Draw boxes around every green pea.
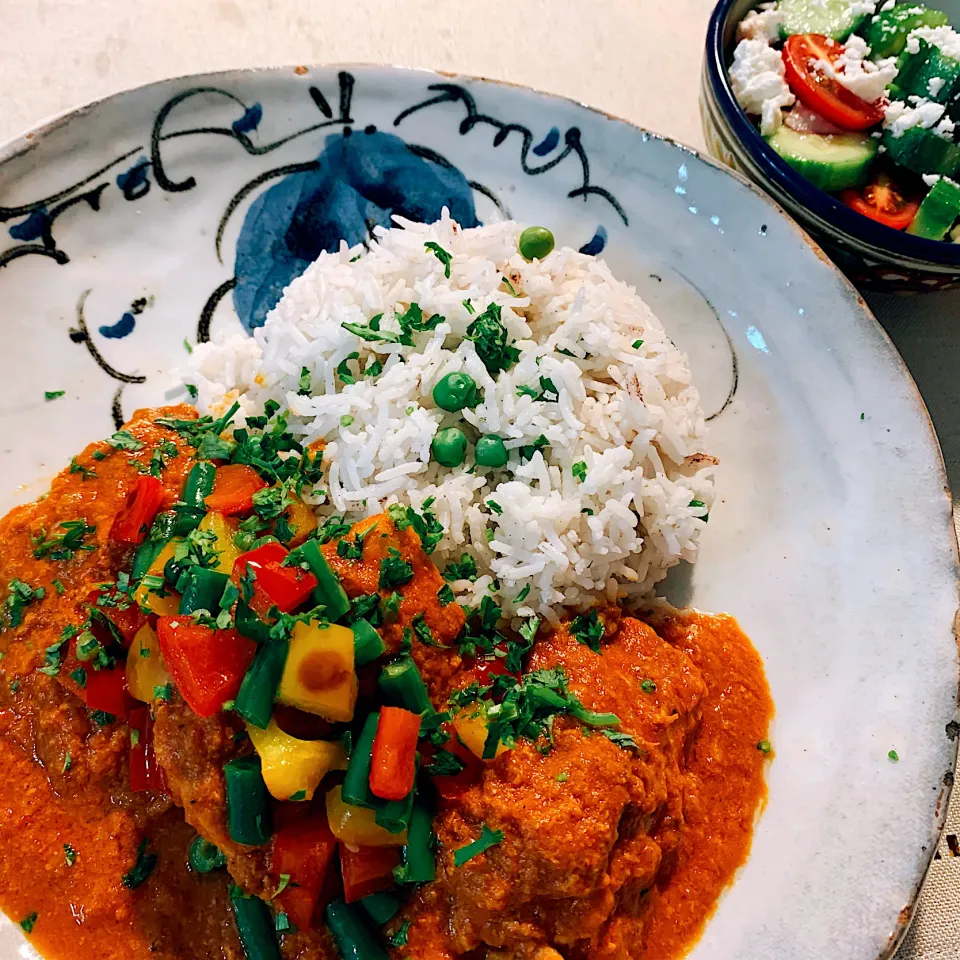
[433,372,478,412]
[518,226,555,261]
[432,427,468,468]
[475,434,508,468]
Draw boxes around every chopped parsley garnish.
[337,532,367,560]
[424,241,453,278]
[138,440,179,478]
[386,502,444,555]
[555,771,570,783]
[174,527,221,570]
[62,753,72,773]
[252,484,292,522]
[69,457,97,480]
[602,729,641,751]
[572,461,587,483]
[70,666,87,689]
[379,548,414,589]
[314,514,352,544]
[52,579,65,596]
[64,844,78,867]
[340,415,355,428]
[365,358,384,378]
[185,384,199,400]
[632,339,644,349]
[389,920,412,947]
[90,710,115,727]
[485,500,503,516]
[453,824,505,867]
[437,584,455,607]
[108,430,145,452]
[3,579,45,630]
[45,390,65,401]
[342,302,443,347]
[462,299,475,315]
[130,729,141,748]
[689,499,709,521]
[383,591,402,621]
[517,376,559,402]
[888,748,899,762]
[274,912,293,934]
[348,592,383,627]
[412,613,444,648]
[289,789,307,802]
[122,838,158,889]
[640,678,657,694]
[757,740,772,755]
[443,554,478,582]
[425,751,466,777]
[569,609,603,653]
[519,434,550,463]
[153,683,174,702]
[183,338,193,354]
[19,912,38,934]
[515,584,531,603]
[298,366,312,395]
[31,519,96,562]
[336,353,360,385]
[465,302,520,377]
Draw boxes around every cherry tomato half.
[840,174,919,230]
[782,34,885,131]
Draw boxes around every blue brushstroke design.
[579,225,607,256]
[99,312,136,339]
[233,129,478,332]
[8,207,51,241]
[532,126,560,156]
[116,158,151,201]
[232,103,263,135]
[745,325,769,354]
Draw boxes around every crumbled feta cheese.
[879,0,896,11]
[729,38,796,136]
[847,1,877,16]
[813,35,899,103]
[923,173,942,186]
[737,3,784,42]
[928,76,947,96]
[906,25,960,60]
[883,96,952,138]
[935,115,956,138]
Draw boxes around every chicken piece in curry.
[0,405,773,960]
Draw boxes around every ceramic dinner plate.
[0,66,956,960]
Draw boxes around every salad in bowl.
[729,0,960,241]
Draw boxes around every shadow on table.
[866,288,960,507]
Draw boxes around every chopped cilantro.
[501,275,517,296]
[31,519,96,562]
[519,434,550,463]
[3,579,45,630]
[185,384,199,400]
[122,838,158,889]
[314,514,352,544]
[485,500,503,516]
[340,415,355,428]
[640,678,657,694]
[569,609,603,653]
[252,484,292,522]
[888,748,899,762]
[183,338,193,354]
[298,366,312,395]
[383,591,402,621]
[462,299,475,315]
[425,751,466,777]
[64,843,78,867]
[453,824,505,867]
[602,729,641,751]
[108,430,145,452]
[69,667,87,688]
[464,303,520,377]
[275,912,293,934]
[379,548,414,589]
[19,912,38,934]
[632,339,644,349]
[90,710,115,727]
[437,584,455,607]
[153,683,174,702]
[443,554,478,582]
[272,874,292,899]
[555,772,570,783]
[336,353,359,385]
[44,390,66,401]
[389,920,412,947]
[425,241,453,278]
[412,613,444,648]
[62,753,72,773]
[515,584,531,603]
[69,457,97,480]
[52,579,65,596]
[289,789,307,802]
[572,461,587,483]
[130,729,141,748]
[757,740,772,755]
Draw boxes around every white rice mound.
[185,214,717,623]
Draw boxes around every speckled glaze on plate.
[0,66,957,960]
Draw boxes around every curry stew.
[0,406,772,960]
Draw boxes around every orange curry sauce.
[0,408,773,960]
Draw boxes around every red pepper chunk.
[84,662,130,719]
[204,464,267,516]
[112,475,165,545]
[129,706,168,794]
[339,844,401,904]
[270,813,338,929]
[233,542,318,615]
[86,587,146,646]
[156,617,255,717]
[370,706,421,801]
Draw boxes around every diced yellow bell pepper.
[278,621,357,722]
[454,704,509,760]
[126,623,173,703]
[325,785,407,847]
[284,496,317,547]
[133,539,182,617]
[198,511,241,575]
[246,719,347,801]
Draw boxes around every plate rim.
[0,61,957,959]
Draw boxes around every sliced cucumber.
[865,4,949,59]
[778,0,871,41]
[765,126,878,192]
[881,127,960,177]
[896,38,960,104]
[907,177,960,239]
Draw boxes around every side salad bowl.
[702,0,960,291]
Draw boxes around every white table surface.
[2,1,959,957]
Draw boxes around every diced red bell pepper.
[339,843,400,903]
[112,475,165,545]
[155,617,255,717]
[370,706,421,801]
[204,464,267,516]
[85,663,130,719]
[460,652,520,688]
[269,813,338,929]
[233,541,318,616]
[431,721,484,801]
[129,705,168,794]
[86,587,146,646]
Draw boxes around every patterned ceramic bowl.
[701,0,960,292]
